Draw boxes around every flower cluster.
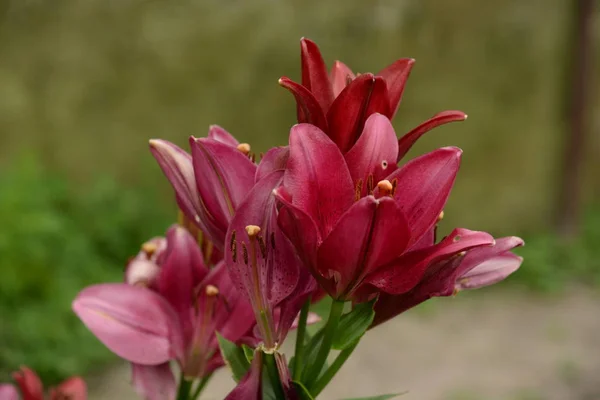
[64,38,523,400]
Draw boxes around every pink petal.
[279,77,328,132]
[283,123,354,238]
[327,73,377,153]
[131,363,176,400]
[345,113,399,194]
[12,366,43,400]
[366,228,494,294]
[190,137,257,250]
[208,125,239,147]
[396,110,468,162]
[225,352,262,400]
[377,58,415,118]
[50,377,87,400]
[300,38,334,112]
[256,146,290,182]
[0,385,19,400]
[380,147,462,245]
[330,60,355,98]
[317,196,411,298]
[72,283,183,365]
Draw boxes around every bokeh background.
[1,0,599,399]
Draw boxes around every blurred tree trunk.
[555,0,594,239]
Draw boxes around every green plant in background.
[0,154,171,384]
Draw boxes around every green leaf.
[242,344,255,363]
[216,333,250,382]
[340,393,407,400]
[332,299,376,350]
[292,381,314,400]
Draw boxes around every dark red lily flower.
[279,38,467,155]
[1,366,86,400]
[275,114,488,301]
[369,236,524,328]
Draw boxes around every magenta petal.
[366,228,494,294]
[364,76,392,119]
[279,77,328,132]
[396,110,468,162]
[72,283,183,365]
[381,147,462,245]
[377,58,415,118]
[327,73,377,153]
[330,60,355,98]
[149,139,202,228]
[0,385,19,400]
[190,137,257,250]
[131,363,176,400]
[256,146,290,182]
[345,113,399,192]
[225,352,262,400]
[158,225,208,342]
[300,38,334,112]
[208,125,239,147]
[283,123,354,238]
[317,196,411,298]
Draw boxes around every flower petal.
[190,137,257,250]
[327,73,377,153]
[345,113,399,193]
[0,385,19,400]
[317,196,411,298]
[12,367,43,400]
[330,60,355,98]
[396,110,468,162]
[225,352,262,400]
[300,38,334,112]
[130,363,176,400]
[379,147,462,245]
[279,77,328,132]
[49,377,87,400]
[256,146,290,182]
[283,123,354,238]
[208,125,239,147]
[377,58,415,118]
[366,228,494,294]
[72,283,183,365]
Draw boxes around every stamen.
[141,241,157,257]
[245,225,261,238]
[366,175,374,195]
[230,230,237,263]
[257,235,267,258]
[270,232,276,250]
[237,143,251,155]
[242,242,248,265]
[355,178,363,201]
[391,178,398,196]
[250,153,256,163]
[437,210,445,222]
[377,180,393,197]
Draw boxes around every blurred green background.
[0,0,598,394]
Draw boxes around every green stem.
[293,297,311,381]
[176,373,193,400]
[264,353,285,399]
[190,372,213,400]
[303,299,345,387]
[310,340,359,396]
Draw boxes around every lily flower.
[0,366,86,400]
[72,225,255,400]
[279,37,467,154]
[276,114,494,301]
[369,236,524,328]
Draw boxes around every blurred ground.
[87,288,600,400]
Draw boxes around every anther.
[230,230,238,262]
[245,225,261,238]
[355,179,363,201]
[257,235,267,258]
[141,241,157,257]
[437,210,445,222]
[237,143,251,155]
[242,243,249,265]
[205,285,219,297]
[391,178,398,196]
[366,175,374,195]
[377,180,393,196]
[270,232,276,250]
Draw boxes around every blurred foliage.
[0,155,171,384]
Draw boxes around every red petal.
[207,125,239,147]
[300,38,334,112]
[0,385,19,400]
[279,77,328,132]
[377,58,415,118]
[12,367,43,400]
[50,377,87,400]
[131,363,175,400]
[330,60,355,98]
[396,110,468,162]
[283,123,355,238]
[379,147,462,245]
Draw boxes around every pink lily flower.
[276,114,495,301]
[72,225,256,400]
[369,236,524,328]
[0,366,86,400]
[279,38,467,155]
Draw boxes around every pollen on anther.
[270,232,276,249]
[237,143,251,155]
[241,242,249,265]
[205,285,219,297]
[141,241,157,257]
[257,235,267,258]
[245,225,261,238]
[377,180,393,196]
[366,175,374,195]
[355,179,363,201]
[230,231,238,262]
[438,210,445,222]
